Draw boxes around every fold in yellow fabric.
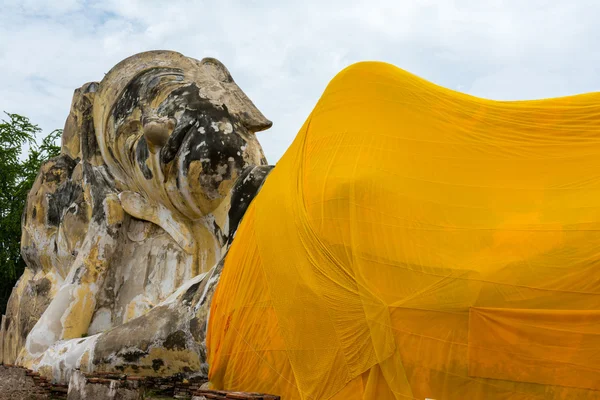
[207,61,600,399]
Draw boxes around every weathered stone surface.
[67,370,142,400]
[0,50,273,382]
[0,365,49,399]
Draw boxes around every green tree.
[0,112,60,315]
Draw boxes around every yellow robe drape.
[207,62,600,400]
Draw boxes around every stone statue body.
[0,51,272,381]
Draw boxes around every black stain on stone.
[212,219,225,246]
[135,136,153,179]
[152,358,164,372]
[71,265,86,285]
[113,67,183,127]
[227,165,273,244]
[44,156,76,183]
[107,146,118,164]
[77,94,100,162]
[82,162,111,224]
[189,317,205,344]
[43,155,80,227]
[47,181,81,226]
[160,118,194,165]
[35,278,51,296]
[113,75,143,126]
[181,281,201,304]
[163,330,187,351]
[121,349,147,363]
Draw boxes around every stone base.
[0,364,279,400]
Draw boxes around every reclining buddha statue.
[0,50,273,379]
[3,50,600,400]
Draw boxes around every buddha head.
[93,51,272,221]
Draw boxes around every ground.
[0,366,49,400]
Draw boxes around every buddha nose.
[225,91,273,134]
[242,115,273,132]
[200,57,273,134]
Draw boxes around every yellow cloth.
[207,62,600,399]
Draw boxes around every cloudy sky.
[1,0,599,162]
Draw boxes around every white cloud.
[0,0,599,162]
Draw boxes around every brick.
[225,393,257,399]
[204,394,227,400]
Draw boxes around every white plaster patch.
[194,266,220,314]
[124,295,153,323]
[34,334,99,383]
[161,271,209,306]
[68,370,87,397]
[220,121,233,134]
[195,141,207,151]
[88,308,112,335]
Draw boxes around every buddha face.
[99,55,271,220]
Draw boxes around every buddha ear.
[119,190,195,254]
